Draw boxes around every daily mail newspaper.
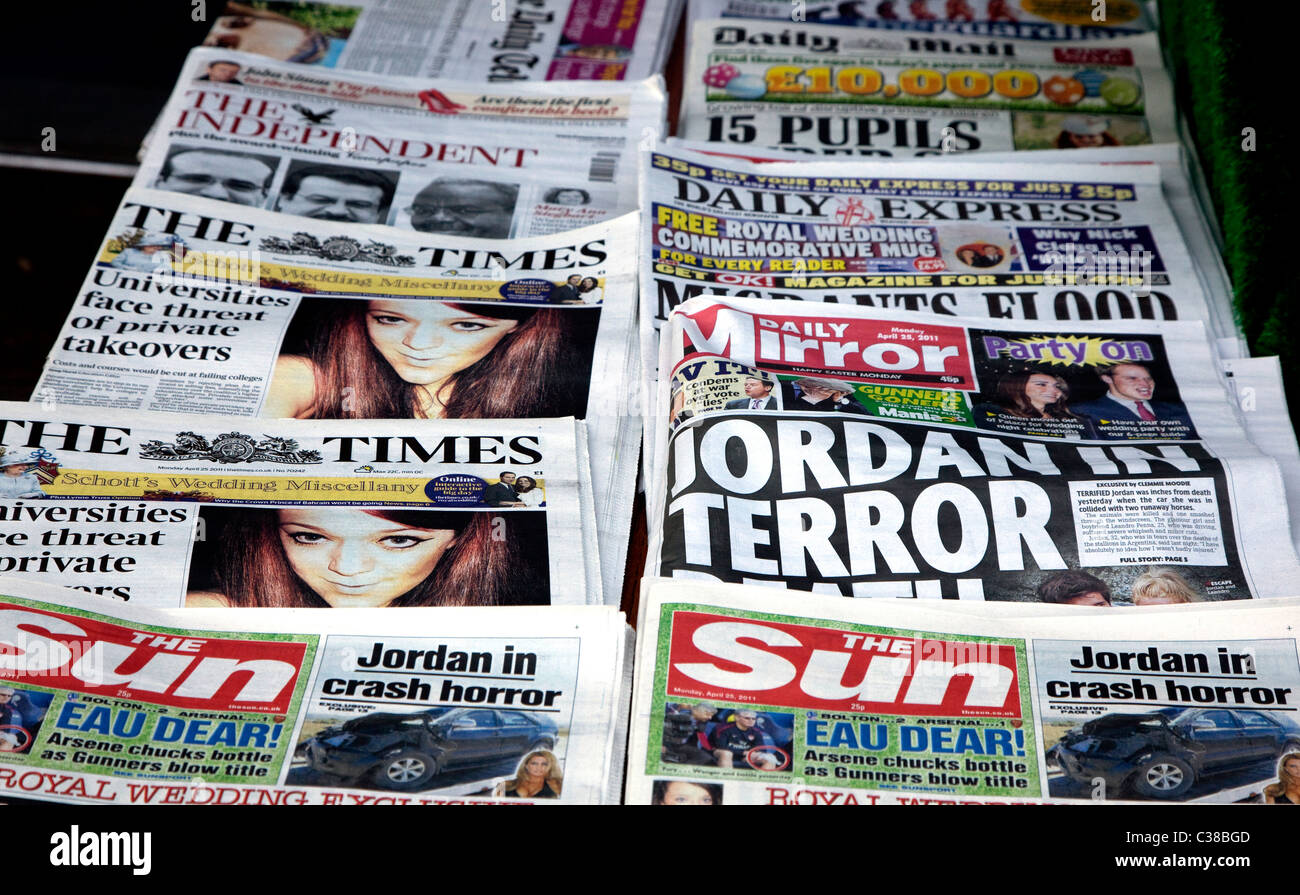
[0,402,599,609]
[628,578,1300,805]
[647,295,1300,604]
[138,47,665,238]
[688,0,1157,41]
[638,144,1235,436]
[0,578,629,804]
[30,189,637,606]
[203,0,684,81]
[679,19,1174,157]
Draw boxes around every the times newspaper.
[637,144,1239,439]
[627,578,1300,805]
[0,578,629,804]
[138,47,666,238]
[0,402,599,609]
[30,190,637,606]
[203,0,684,82]
[688,0,1157,41]
[679,19,1174,157]
[647,295,1300,603]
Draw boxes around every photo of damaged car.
[1051,706,1300,799]
[300,707,558,791]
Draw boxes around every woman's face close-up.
[660,781,714,805]
[525,755,550,778]
[277,508,457,608]
[1024,374,1064,409]
[365,300,519,387]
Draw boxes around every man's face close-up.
[1105,364,1156,403]
[279,175,386,222]
[408,182,513,237]
[158,152,271,206]
[206,63,241,82]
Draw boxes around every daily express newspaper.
[30,189,637,606]
[628,578,1300,805]
[688,0,1157,41]
[0,402,599,609]
[0,578,629,804]
[138,47,665,237]
[646,295,1300,604]
[679,19,1174,157]
[638,144,1235,426]
[204,0,684,81]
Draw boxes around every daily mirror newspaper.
[679,19,1174,157]
[138,47,665,236]
[688,0,1157,41]
[0,402,599,609]
[646,295,1300,604]
[628,578,1300,805]
[204,0,684,81]
[30,189,637,606]
[0,578,629,804]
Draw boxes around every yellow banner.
[44,469,437,504]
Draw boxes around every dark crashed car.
[302,707,557,791]
[1054,707,1300,799]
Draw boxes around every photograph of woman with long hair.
[1264,752,1300,804]
[513,476,545,507]
[973,368,1096,435]
[263,297,596,420]
[494,749,563,798]
[185,506,549,608]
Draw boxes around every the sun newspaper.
[0,402,599,610]
[204,0,684,82]
[687,0,1157,41]
[0,578,630,804]
[679,17,1174,156]
[628,578,1300,805]
[646,295,1300,604]
[30,189,637,606]
[138,47,665,237]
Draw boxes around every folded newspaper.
[688,0,1157,41]
[679,18,1174,156]
[647,295,1300,603]
[0,402,599,609]
[30,189,637,606]
[0,578,629,804]
[139,47,665,236]
[627,578,1300,804]
[203,0,684,81]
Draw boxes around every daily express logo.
[0,604,303,713]
[666,611,1021,718]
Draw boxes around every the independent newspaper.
[627,577,1300,804]
[139,47,665,237]
[0,402,599,609]
[0,578,629,804]
[30,189,637,605]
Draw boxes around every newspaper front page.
[204,0,683,81]
[646,295,1300,604]
[688,0,1157,41]
[139,47,665,237]
[0,578,628,804]
[628,578,1300,804]
[0,402,598,609]
[31,189,636,605]
[679,18,1174,157]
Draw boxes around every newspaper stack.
[200,1,685,82]
[0,578,631,804]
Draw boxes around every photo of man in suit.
[483,471,523,507]
[724,376,779,411]
[1069,363,1194,434]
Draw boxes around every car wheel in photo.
[373,749,439,791]
[527,738,555,752]
[1132,754,1194,799]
